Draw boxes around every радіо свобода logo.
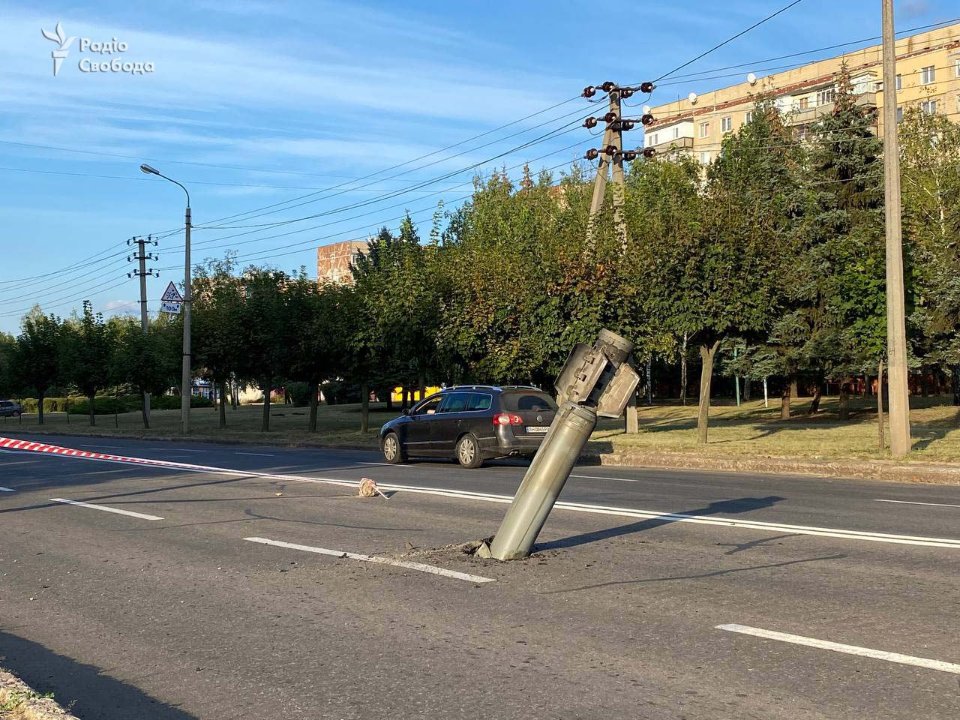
[41,21,155,77]
[41,22,76,77]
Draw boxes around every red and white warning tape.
[0,436,209,471]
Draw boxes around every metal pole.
[181,206,192,434]
[881,0,912,457]
[486,402,598,560]
[136,236,151,426]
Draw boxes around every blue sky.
[0,0,953,334]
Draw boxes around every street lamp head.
[140,163,160,175]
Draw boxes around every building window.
[816,88,836,106]
[921,65,935,85]
[699,151,711,165]
[699,121,710,138]
[649,133,658,147]
[921,100,938,115]
[895,74,902,91]
[745,110,753,123]
[955,60,960,78]
[721,116,732,133]
[798,97,809,110]
[672,126,680,139]
[896,106,903,123]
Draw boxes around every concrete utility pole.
[127,235,158,427]
[582,81,655,433]
[480,329,640,560]
[140,163,193,434]
[881,0,912,457]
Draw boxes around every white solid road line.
[244,537,495,584]
[236,452,275,457]
[20,445,960,550]
[357,461,413,468]
[571,473,638,482]
[50,498,164,521]
[0,486,14,492]
[875,498,960,509]
[717,624,960,675]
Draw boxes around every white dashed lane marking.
[875,499,960,509]
[50,498,164,521]
[717,624,960,675]
[245,537,495,584]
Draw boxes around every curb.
[597,450,960,485]
[0,668,78,720]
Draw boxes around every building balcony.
[650,136,694,154]
[787,92,878,125]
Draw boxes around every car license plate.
[525,426,550,434]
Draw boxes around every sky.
[0,0,954,334]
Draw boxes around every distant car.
[379,385,558,468]
[0,400,22,417]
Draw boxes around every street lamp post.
[140,163,192,434]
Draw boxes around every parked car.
[0,400,22,417]
[379,385,558,468]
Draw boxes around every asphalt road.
[1,433,958,719]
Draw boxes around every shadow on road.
[534,496,786,552]
[0,630,198,719]
[540,553,847,594]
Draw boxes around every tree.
[656,105,802,443]
[61,302,115,426]
[11,308,62,424]
[193,258,246,428]
[236,267,291,432]
[804,66,887,420]
[900,106,960,405]
[112,315,180,428]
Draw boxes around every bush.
[18,397,80,413]
[68,395,141,415]
[285,382,312,407]
[151,394,214,410]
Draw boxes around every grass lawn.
[2,395,958,464]
[599,394,960,463]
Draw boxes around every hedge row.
[11,395,214,415]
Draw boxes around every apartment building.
[644,22,960,165]
[316,239,369,284]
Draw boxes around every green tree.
[804,67,887,420]
[236,267,291,432]
[193,258,246,428]
[112,315,180,428]
[658,105,802,443]
[11,308,62,425]
[900,106,960,404]
[61,302,115,426]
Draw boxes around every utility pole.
[582,81,656,433]
[127,235,158,427]
[881,0,912,457]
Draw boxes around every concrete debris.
[358,477,388,500]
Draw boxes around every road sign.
[160,281,183,314]
[161,282,183,302]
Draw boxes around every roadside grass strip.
[6,436,960,550]
[50,498,164,521]
[245,537,495,584]
[717,624,960,675]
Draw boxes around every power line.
[651,0,807,84]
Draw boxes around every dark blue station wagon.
[378,386,558,468]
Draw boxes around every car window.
[467,393,492,411]
[503,392,557,412]
[438,393,470,413]
[412,396,442,416]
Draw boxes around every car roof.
[441,385,545,393]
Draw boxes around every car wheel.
[382,432,405,464]
[456,434,483,469]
